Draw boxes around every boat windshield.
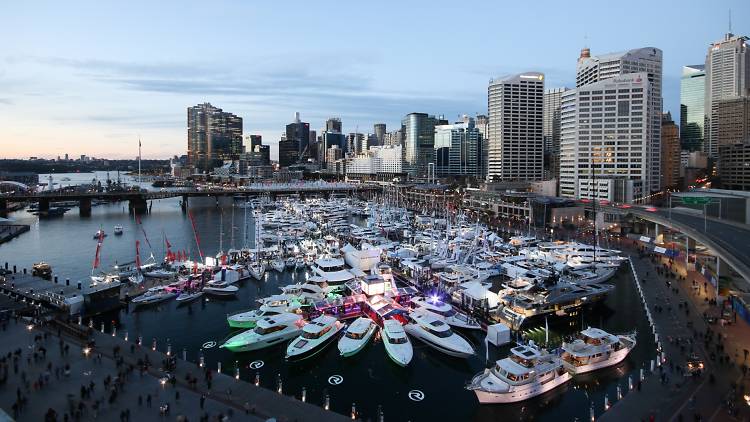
[345,330,365,340]
[426,323,453,339]
[302,325,331,339]
[388,335,408,344]
[253,325,285,335]
[428,307,456,317]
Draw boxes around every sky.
[1,0,749,160]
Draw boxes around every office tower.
[374,123,386,146]
[559,73,651,202]
[347,133,365,155]
[434,116,483,178]
[718,142,750,190]
[384,129,404,147]
[285,112,311,159]
[544,88,568,182]
[326,117,342,133]
[717,97,750,145]
[487,72,545,182]
[475,114,489,179]
[325,146,344,170]
[403,113,446,178]
[187,103,243,172]
[278,139,299,168]
[704,33,750,158]
[661,112,681,188]
[245,134,263,152]
[680,65,706,151]
[577,47,663,192]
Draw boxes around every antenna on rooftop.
[728,9,732,34]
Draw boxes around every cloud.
[0,98,12,105]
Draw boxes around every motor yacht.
[249,262,265,281]
[285,257,296,269]
[221,313,305,352]
[467,343,572,403]
[561,327,636,374]
[338,317,377,357]
[203,282,239,297]
[131,286,177,306]
[382,319,413,366]
[113,225,124,235]
[175,290,203,304]
[256,294,304,313]
[93,229,107,239]
[411,296,481,330]
[271,258,285,273]
[404,312,475,357]
[227,308,296,329]
[144,268,175,279]
[285,315,343,361]
[294,256,305,271]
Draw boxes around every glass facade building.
[434,117,483,178]
[680,65,706,151]
[187,103,243,172]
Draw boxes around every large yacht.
[337,317,377,357]
[382,319,413,367]
[467,343,572,403]
[131,285,177,306]
[227,307,299,329]
[285,315,343,361]
[221,313,304,352]
[410,296,481,330]
[561,327,637,374]
[404,312,475,358]
[311,257,355,287]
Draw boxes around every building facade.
[278,139,299,168]
[718,142,750,190]
[543,87,568,183]
[374,123,386,146]
[487,72,545,182]
[716,97,750,146]
[661,112,681,188]
[433,116,483,178]
[680,65,706,151]
[326,117,342,133]
[187,103,243,172]
[285,112,310,159]
[403,113,445,178]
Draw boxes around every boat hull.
[471,372,572,404]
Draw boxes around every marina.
[0,192,657,421]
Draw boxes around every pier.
[0,224,29,244]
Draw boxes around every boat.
[294,256,305,271]
[114,225,124,235]
[131,286,177,306]
[271,258,285,273]
[285,257,296,269]
[382,319,413,366]
[285,315,343,361]
[411,296,481,330]
[561,327,637,374]
[175,290,204,304]
[467,343,572,403]
[221,313,305,352]
[32,262,52,279]
[338,317,377,357]
[404,311,475,358]
[341,243,381,272]
[128,272,144,284]
[144,268,175,279]
[93,229,107,239]
[249,262,265,281]
[203,283,239,297]
[227,307,299,329]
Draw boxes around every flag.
[93,231,104,269]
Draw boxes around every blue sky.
[1,0,748,159]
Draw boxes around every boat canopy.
[313,293,368,311]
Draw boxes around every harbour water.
[1,178,656,421]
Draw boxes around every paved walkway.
[600,239,745,421]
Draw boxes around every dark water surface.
[1,190,655,421]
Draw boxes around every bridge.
[0,182,381,215]
[595,204,750,285]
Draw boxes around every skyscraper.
[661,112,680,188]
[326,117,342,133]
[576,47,663,192]
[487,72,544,182]
[285,112,310,159]
[402,113,445,178]
[475,114,489,179]
[543,88,568,183]
[187,103,243,172]
[374,123,386,146]
[434,116,483,178]
[704,33,750,158]
[680,65,706,151]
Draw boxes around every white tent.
[486,323,511,347]
[459,281,499,309]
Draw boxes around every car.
[686,355,704,375]
[645,207,658,212]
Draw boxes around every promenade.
[0,299,351,421]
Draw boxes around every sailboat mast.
[138,137,142,183]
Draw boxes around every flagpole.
[138,137,142,183]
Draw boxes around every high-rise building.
[374,123,386,146]
[704,33,750,158]
[278,139,299,168]
[245,134,263,151]
[661,112,681,188]
[187,103,243,172]
[487,72,545,182]
[543,88,569,183]
[434,116,484,178]
[475,114,489,179]
[285,112,310,159]
[326,117,342,133]
[384,129,404,147]
[680,65,706,151]
[576,47,663,193]
[402,113,446,178]
[559,73,651,203]
[718,142,750,190]
[717,97,750,146]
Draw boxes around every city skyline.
[1,1,748,160]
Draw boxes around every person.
[146,394,152,407]
[200,394,205,409]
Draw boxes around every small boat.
[114,225,124,235]
[131,286,177,306]
[467,342,572,403]
[144,268,175,279]
[561,327,637,375]
[271,258,285,273]
[175,290,204,304]
[382,319,413,366]
[338,317,377,357]
[227,308,295,329]
[249,262,265,281]
[285,257,296,268]
[221,313,305,352]
[203,283,239,297]
[294,257,305,271]
[128,273,144,284]
[404,311,475,358]
[93,229,107,239]
[285,315,343,361]
[32,262,52,279]
[411,296,481,330]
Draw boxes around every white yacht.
[285,257,296,269]
[311,257,354,286]
[271,258,285,273]
[227,308,296,329]
[285,315,343,361]
[294,256,306,271]
[467,343,572,403]
[221,313,304,352]
[561,327,637,374]
[249,262,265,281]
[338,317,377,357]
[256,294,304,314]
[131,286,177,306]
[382,319,413,367]
[113,225,124,235]
[175,290,203,304]
[203,282,239,297]
[144,268,175,279]
[411,296,481,330]
[404,312,475,358]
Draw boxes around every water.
[0,182,656,421]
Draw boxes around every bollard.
[182,348,187,361]
[325,394,330,410]
[152,338,157,351]
[54,276,58,283]
[650,359,655,371]
[301,387,306,402]
[276,373,282,394]
[616,384,622,400]
[378,405,384,422]
[124,331,129,342]
[13,265,16,273]
[604,394,609,411]
[351,402,356,419]
[628,375,633,391]
[590,403,595,421]
[112,326,116,337]
[137,335,143,347]
[640,368,644,381]
[78,315,82,326]
[254,372,260,386]
[66,278,70,286]
[217,361,222,374]
[23,268,26,275]
[167,343,172,356]
[199,352,205,368]
[77,282,81,290]
[235,365,240,380]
